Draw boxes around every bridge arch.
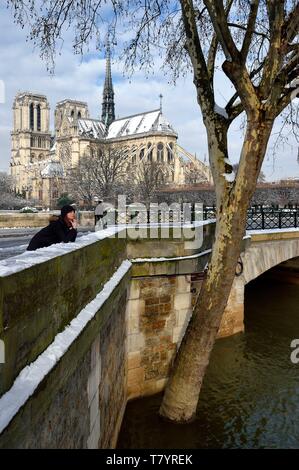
[219,232,299,338]
[242,238,299,285]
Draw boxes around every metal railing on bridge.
[201,205,299,230]
[96,205,299,231]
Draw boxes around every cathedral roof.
[41,161,64,178]
[106,109,177,139]
[78,118,106,139]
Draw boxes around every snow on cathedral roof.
[76,110,177,141]
[106,109,177,139]
[78,118,106,139]
[41,161,64,178]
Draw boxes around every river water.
[117,273,299,449]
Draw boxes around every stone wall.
[0,222,216,448]
[126,263,240,399]
[0,211,94,228]
[0,265,130,449]
[0,212,54,228]
[0,235,127,396]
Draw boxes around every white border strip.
[0,259,132,434]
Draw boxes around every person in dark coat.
[27,205,78,251]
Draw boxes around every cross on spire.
[159,94,163,111]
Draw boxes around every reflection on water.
[117,274,299,449]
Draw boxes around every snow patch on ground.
[0,244,28,253]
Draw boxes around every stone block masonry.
[126,268,236,400]
[0,211,94,229]
[127,274,194,399]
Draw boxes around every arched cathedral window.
[167,143,174,163]
[139,148,145,161]
[147,143,153,162]
[29,103,34,130]
[132,147,137,164]
[37,104,41,131]
[157,142,164,162]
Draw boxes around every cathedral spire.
[101,40,115,128]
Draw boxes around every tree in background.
[184,162,211,184]
[7,0,299,422]
[0,172,27,209]
[136,160,168,207]
[67,143,131,207]
[57,193,74,208]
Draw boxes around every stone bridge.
[0,223,298,448]
[223,229,299,336]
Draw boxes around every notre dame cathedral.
[10,49,212,208]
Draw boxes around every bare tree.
[67,155,97,209]
[184,162,210,184]
[0,172,27,209]
[90,143,130,199]
[67,143,131,207]
[7,0,299,423]
[0,172,12,194]
[136,160,168,206]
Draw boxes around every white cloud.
[0,3,298,181]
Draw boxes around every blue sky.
[0,3,298,181]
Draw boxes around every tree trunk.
[159,198,247,422]
[159,119,274,423]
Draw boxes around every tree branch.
[227,22,269,41]
[207,0,234,87]
[260,1,285,97]
[282,3,299,43]
[226,61,265,117]
[179,0,214,118]
[203,0,240,61]
[240,0,259,63]
[223,60,260,117]
[276,85,299,118]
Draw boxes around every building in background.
[10,48,212,207]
